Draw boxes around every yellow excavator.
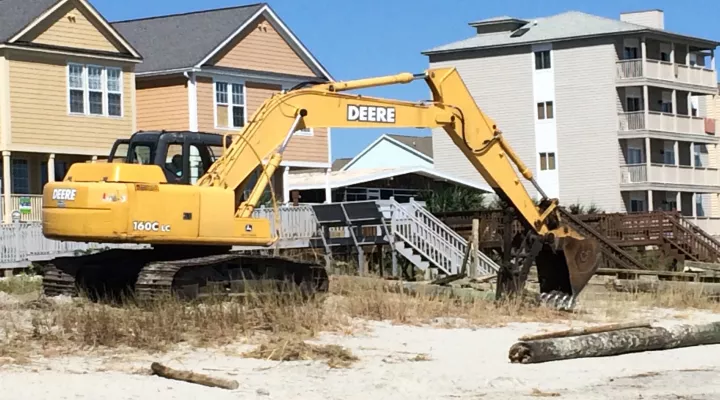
[40,67,601,307]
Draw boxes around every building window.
[627,147,643,164]
[537,101,554,120]
[630,199,645,212]
[67,63,123,117]
[623,46,639,60]
[215,81,246,129]
[11,159,29,194]
[626,97,641,112]
[534,50,551,70]
[539,152,556,171]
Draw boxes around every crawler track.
[38,248,329,303]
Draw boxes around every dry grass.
[241,336,359,368]
[1,273,719,365]
[0,274,42,295]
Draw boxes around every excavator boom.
[40,67,601,306]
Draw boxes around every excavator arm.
[198,67,601,299]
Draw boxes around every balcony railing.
[616,59,716,88]
[620,163,720,186]
[619,111,717,136]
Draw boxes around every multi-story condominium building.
[423,9,720,232]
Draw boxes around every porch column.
[47,154,55,183]
[91,155,97,163]
[324,168,331,204]
[641,36,647,75]
[686,45,690,65]
[648,189,654,211]
[712,49,717,84]
[2,151,10,223]
[690,142,695,168]
[645,137,651,170]
[692,193,698,217]
[282,166,290,205]
[643,85,649,126]
[676,192,681,212]
[687,92,692,118]
[671,89,677,132]
[673,141,679,166]
[670,42,675,64]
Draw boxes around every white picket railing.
[0,200,501,277]
[389,199,500,276]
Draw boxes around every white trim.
[287,166,494,193]
[194,5,333,81]
[8,0,142,59]
[341,134,433,171]
[8,144,104,156]
[279,160,330,168]
[0,55,11,151]
[212,77,247,131]
[135,68,197,78]
[0,44,141,63]
[186,72,198,131]
[197,69,312,87]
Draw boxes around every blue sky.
[96,0,719,160]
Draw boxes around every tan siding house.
[0,0,142,221]
[112,4,334,203]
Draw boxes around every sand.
[1,310,719,400]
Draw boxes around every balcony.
[620,164,720,187]
[616,59,716,90]
[619,111,718,136]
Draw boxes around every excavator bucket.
[535,236,602,298]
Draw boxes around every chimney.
[620,10,664,30]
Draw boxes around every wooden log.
[509,321,720,364]
[151,362,239,390]
[518,321,652,341]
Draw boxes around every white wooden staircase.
[384,199,501,277]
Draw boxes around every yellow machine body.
[42,163,272,246]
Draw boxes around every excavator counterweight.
[39,67,601,307]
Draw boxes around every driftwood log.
[151,362,239,390]
[509,321,720,364]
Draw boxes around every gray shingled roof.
[424,11,719,54]
[111,4,265,73]
[0,0,60,42]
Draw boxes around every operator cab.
[108,130,231,184]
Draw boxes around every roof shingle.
[111,4,265,73]
[0,0,61,42]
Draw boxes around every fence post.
[12,211,21,262]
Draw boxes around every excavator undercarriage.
[41,246,329,302]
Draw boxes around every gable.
[343,137,434,171]
[210,15,316,77]
[18,0,127,54]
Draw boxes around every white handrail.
[406,199,500,275]
[389,199,499,275]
